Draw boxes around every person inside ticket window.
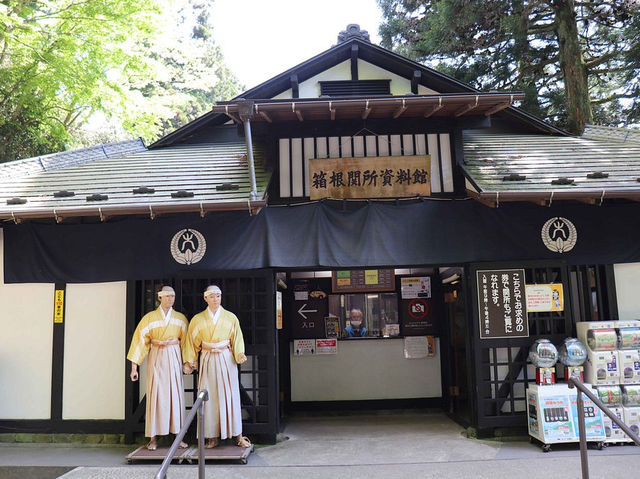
[344,308,367,338]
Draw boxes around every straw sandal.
[236,435,252,448]
[205,438,220,449]
[178,441,188,449]
[146,441,157,451]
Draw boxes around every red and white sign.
[293,339,315,356]
[408,298,429,320]
[315,338,337,355]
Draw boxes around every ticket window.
[328,293,399,339]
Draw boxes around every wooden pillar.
[51,283,66,420]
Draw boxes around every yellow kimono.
[127,307,189,438]
[184,306,245,439]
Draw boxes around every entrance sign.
[477,269,529,339]
[309,155,431,200]
[291,298,327,339]
[526,284,564,312]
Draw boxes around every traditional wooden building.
[2,25,640,441]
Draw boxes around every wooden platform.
[126,444,253,464]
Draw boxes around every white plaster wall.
[358,60,439,95]
[0,229,55,419]
[62,281,126,419]
[298,60,351,97]
[614,263,640,320]
[273,59,439,99]
[290,338,442,401]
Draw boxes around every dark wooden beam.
[51,284,66,420]
[351,44,359,80]
[290,74,299,99]
[411,70,421,94]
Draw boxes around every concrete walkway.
[1,412,639,478]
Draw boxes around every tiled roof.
[462,132,640,204]
[582,124,640,144]
[0,139,146,180]
[0,142,270,221]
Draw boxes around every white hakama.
[198,340,243,439]
[145,339,185,437]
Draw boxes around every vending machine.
[595,385,628,444]
[614,322,640,384]
[527,383,605,450]
[576,321,620,386]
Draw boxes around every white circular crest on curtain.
[170,228,207,264]
[541,217,577,253]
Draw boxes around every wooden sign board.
[477,269,529,339]
[309,155,431,200]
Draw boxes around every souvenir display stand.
[577,320,640,445]
[526,383,606,452]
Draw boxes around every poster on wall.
[400,277,432,299]
[403,336,436,359]
[316,338,338,355]
[293,339,315,356]
[477,269,529,339]
[525,284,564,312]
[324,316,340,338]
[400,296,438,336]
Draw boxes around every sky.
[209,0,384,90]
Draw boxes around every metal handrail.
[156,389,209,479]
[568,374,640,479]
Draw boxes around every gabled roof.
[462,132,640,205]
[152,37,565,147]
[0,142,269,222]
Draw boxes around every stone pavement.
[0,412,638,478]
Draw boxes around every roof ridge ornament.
[337,24,370,44]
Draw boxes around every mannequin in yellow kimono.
[183,285,251,448]
[127,286,189,451]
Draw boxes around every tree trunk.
[513,0,544,118]
[551,0,592,135]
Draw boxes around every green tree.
[378,0,640,134]
[0,0,159,162]
[109,0,242,143]
[0,0,242,162]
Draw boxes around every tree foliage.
[88,0,242,144]
[378,0,640,134]
[0,0,158,162]
[0,0,242,163]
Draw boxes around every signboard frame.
[476,268,529,339]
[331,268,395,293]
